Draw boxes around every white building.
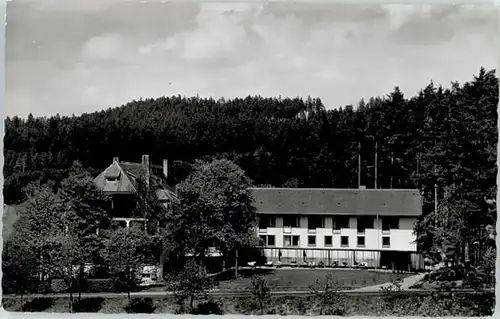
[250,187,424,270]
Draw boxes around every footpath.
[349,273,426,292]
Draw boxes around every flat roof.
[250,188,423,217]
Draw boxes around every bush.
[228,291,494,316]
[234,296,259,315]
[22,298,54,312]
[46,278,115,293]
[191,299,224,315]
[36,281,51,294]
[2,279,41,294]
[124,298,156,314]
[50,279,69,293]
[86,279,115,292]
[72,298,105,313]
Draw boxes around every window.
[333,216,350,231]
[260,235,275,246]
[324,236,333,247]
[340,236,349,247]
[382,217,399,231]
[357,236,365,247]
[357,216,375,233]
[284,235,300,247]
[308,235,316,247]
[283,216,300,228]
[308,216,325,230]
[284,235,291,247]
[259,216,276,229]
[267,235,275,246]
[382,236,391,247]
[106,177,118,183]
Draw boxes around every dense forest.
[4,67,498,263]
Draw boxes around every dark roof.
[250,188,423,216]
[94,160,177,202]
[120,162,146,181]
[94,161,137,193]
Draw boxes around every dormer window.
[104,164,121,183]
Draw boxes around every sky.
[5,0,498,118]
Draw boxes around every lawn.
[214,268,410,291]
[144,268,411,292]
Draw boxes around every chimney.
[359,185,366,190]
[142,155,150,185]
[163,159,169,180]
[113,157,119,163]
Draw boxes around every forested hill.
[4,68,498,212]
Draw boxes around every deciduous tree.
[101,228,148,300]
[163,159,257,275]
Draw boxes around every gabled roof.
[94,159,177,202]
[250,188,423,216]
[94,161,138,193]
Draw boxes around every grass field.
[144,268,411,292]
[215,268,410,291]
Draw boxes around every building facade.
[251,187,424,270]
[93,155,177,231]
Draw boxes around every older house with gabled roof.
[250,187,424,271]
[94,155,176,230]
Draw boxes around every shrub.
[309,273,346,315]
[124,297,156,313]
[36,281,51,294]
[191,299,224,315]
[22,298,54,312]
[44,278,115,293]
[72,298,105,313]
[86,279,115,292]
[50,279,69,293]
[234,296,259,315]
[250,275,271,315]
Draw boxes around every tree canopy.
[162,159,257,272]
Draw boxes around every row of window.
[259,235,391,248]
[259,216,400,231]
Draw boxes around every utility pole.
[374,141,378,189]
[390,151,394,188]
[416,154,419,177]
[235,248,239,279]
[434,165,438,214]
[358,142,361,188]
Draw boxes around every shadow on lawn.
[22,298,55,312]
[72,297,105,313]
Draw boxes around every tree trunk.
[234,249,239,279]
[69,279,74,313]
[78,264,84,302]
[189,295,194,312]
[127,274,131,301]
[20,291,24,311]
[127,267,131,301]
